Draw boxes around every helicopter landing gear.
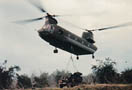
[76,55,79,60]
[92,54,95,59]
[53,48,58,53]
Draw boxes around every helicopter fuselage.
[38,24,97,56]
[16,0,132,59]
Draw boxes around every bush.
[121,68,132,83]
[51,70,71,85]
[17,74,32,88]
[0,60,20,89]
[92,58,119,83]
[33,72,49,88]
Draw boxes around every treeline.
[17,70,71,89]
[0,60,71,89]
[0,60,20,89]
[0,58,132,89]
[84,58,132,84]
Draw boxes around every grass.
[14,84,132,90]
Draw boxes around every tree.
[17,74,32,88]
[121,68,132,83]
[83,73,97,84]
[51,70,71,86]
[0,60,20,89]
[34,72,49,88]
[92,58,119,83]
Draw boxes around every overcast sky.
[0,0,132,76]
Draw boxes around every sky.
[0,0,132,76]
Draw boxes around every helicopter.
[16,0,132,60]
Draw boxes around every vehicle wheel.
[54,49,58,53]
[92,54,95,59]
[60,84,64,88]
[76,56,79,60]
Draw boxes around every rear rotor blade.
[59,20,132,32]
[27,0,46,13]
[90,22,132,31]
[58,19,132,32]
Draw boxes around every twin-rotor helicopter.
[16,0,132,60]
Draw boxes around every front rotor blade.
[53,14,74,17]
[14,17,44,24]
[92,22,132,31]
[27,0,46,13]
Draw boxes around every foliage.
[17,74,32,88]
[51,70,71,85]
[0,60,20,89]
[34,72,49,88]
[92,58,119,83]
[83,73,97,84]
[121,68,132,83]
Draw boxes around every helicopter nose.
[37,28,43,33]
[37,28,50,37]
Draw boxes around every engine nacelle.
[82,31,95,43]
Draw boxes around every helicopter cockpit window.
[42,24,52,30]
[51,25,55,30]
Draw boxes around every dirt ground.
[21,84,132,90]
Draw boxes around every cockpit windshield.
[42,24,55,31]
[42,24,51,30]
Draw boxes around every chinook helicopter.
[16,1,132,60]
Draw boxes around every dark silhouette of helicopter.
[16,0,132,60]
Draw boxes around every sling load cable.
[70,56,88,84]
[65,56,71,72]
[65,54,79,73]
[70,55,79,72]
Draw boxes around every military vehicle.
[59,72,83,88]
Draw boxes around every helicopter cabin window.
[75,38,78,41]
[82,41,84,44]
[68,34,71,37]
[87,43,90,47]
[58,29,63,35]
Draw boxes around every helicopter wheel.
[92,54,95,59]
[54,48,58,53]
[76,56,79,60]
